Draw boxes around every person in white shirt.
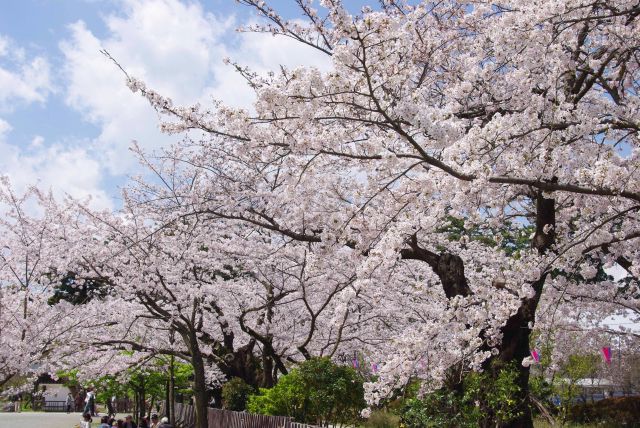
[84,389,96,416]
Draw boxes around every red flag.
[530,349,540,363]
[602,347,612,364]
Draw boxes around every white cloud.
[208,28,333,110]
[0,35,53,110]
[60,0,331,175]
[0,36,8,57]
[30,135,45,149]
[60,0,231,175]
[0,119,112,210]
[0,36,107,209]
[0,118,11,137]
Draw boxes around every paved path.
[0,412,92,428]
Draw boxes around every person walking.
[66,392,74,413]
[76,392,84,412]
[107,394,116,417]
[91,389,97,416]
[84,388,96,416]
[13,394,21,413]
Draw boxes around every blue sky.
[0,0,342,209]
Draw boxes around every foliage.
[48,272,111,306]
[438,216,534,257]
[77,358,193,409]
[567,396,640,426]
[247,358,365,425]
[222,377,254,411]
[363,410,401,428]
[528,375,554,413]
[555,354,601,422]
[401,364,523,428]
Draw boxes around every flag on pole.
[530,349,540,363]
[602,347,612,364]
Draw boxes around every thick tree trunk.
[492,290,542,428]
[133,391,138,423]
[261,354,275,388]
[138,380,146,423]
[189,334,209,428]
[401,189,555,428]
[437,253,472,298]
[494,190,555,428]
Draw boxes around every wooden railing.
[171,402,319,428]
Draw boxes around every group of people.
[65,389,99,414]
[66,389,134,415]
[66,387,172,428]
[81,412,173,428]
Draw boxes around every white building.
[40,383,72,411]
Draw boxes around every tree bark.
[491,278,545,428]
[188,332,209,428]
[169,355,175,425]
[138,378,146,424]
[400,189,556,428]
[494,189,555,428]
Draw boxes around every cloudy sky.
[0,0,344,209]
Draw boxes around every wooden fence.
[172,402,319,428]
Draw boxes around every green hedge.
[568,396,640,426]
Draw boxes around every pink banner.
[602,347,612,364]
[530,349,540,363]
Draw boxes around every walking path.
[0,412,95,428]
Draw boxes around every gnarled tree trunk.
[401,190,555,427]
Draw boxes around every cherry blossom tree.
[59,170,388,427]
[4,1,636,427]
[0,181,83,389]
[118,0,640,425]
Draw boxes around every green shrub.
[222,377,254,411]
[401,387,482,428]
[401,363,523,428]
[247,357,365,425]
[568,396,640,426]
